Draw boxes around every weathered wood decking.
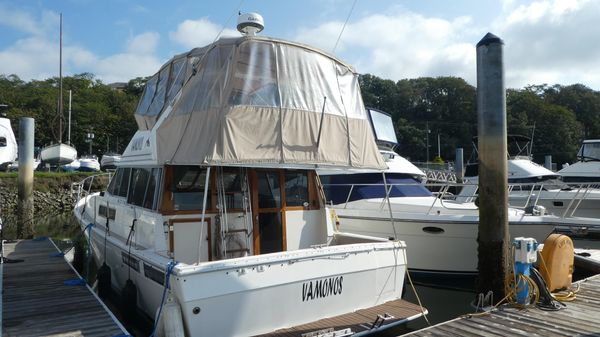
[257,298,427,337]
[404,274,600,336]
[1,239,128,337]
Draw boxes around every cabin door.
[251,170,286,254]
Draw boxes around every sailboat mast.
[58,13,63,144]
[68,89,72,144]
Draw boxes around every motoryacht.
[319,110,600,277]
[78,155,100,172]
[459,135,600,218]
[0,117,17,170]
[100,152,121,171]
[73,14,423,337]
[559,139,600,182]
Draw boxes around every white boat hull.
[331,197,561,274]
[41,143,77,165]
[0,118,17,168]
[78,158,100,172]
[75,195,407,336]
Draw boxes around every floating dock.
[1,238,128,337]
[404,274,600,336]
[258,298,426,337]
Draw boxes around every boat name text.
[302,276,343,302]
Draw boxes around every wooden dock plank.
[2,239,128,337]
[404,274,600,337]
[257,298,427,337]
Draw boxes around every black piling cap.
[477,32,504,47]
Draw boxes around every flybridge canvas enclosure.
[367,108,398,145]
[134,36,386,170]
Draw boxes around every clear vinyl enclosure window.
[171,166,210,211]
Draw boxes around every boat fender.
[155,296,185,337]
[122,279,138,322]
[97,262,111,299]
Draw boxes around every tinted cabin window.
[128,168,149,207]
[257,172,281,209]
[285,171,308,207]
[107,168,131,198]
[220,170,243,209]
[0,137,6,147]
[172,166,210,211]
[143,168,161,210]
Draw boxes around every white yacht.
[459,135,600,218]
[100,152,121,171]
[319,110,600,277]
[73,14,423,337]
[559,139,600,182]
[78,155,100,172]
[0,117,17,170]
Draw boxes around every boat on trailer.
[73,14,424,337]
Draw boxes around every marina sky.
[0,0,599,90]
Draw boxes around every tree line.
[1,72,599,166]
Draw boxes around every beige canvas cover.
[135,36,386,170]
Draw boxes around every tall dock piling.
[544,155,552,171]
[475,33,509,300]
[17,117,34,238]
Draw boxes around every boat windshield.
[578,141,600,161]
[320,173,431,205]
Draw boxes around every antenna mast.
[59,13,63,143]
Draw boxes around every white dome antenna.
[237,12,264,36]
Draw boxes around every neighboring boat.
[458,135,600,218]
[559,139,600,182]
[73,14,423,337]
[60,158,80,172]
[78,155,100,172]
[41,143,77,166]
[319,110,600,277]
[0,117,17,170]
[40,14,77,167]
[100,152,121,171]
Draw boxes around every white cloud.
[497,0,600,88]
[294,11,478,84]
[292,0,600,90]
[169,17,240,49]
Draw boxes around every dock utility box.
[540,234,574,291]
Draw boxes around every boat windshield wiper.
[579,155,600,162]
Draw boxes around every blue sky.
[1,0,599,89]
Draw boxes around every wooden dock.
[404,274,600,336]
[257,298,427,337]
[1,238,129,337]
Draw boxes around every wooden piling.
[475,33,510,300]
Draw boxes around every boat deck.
[404,273,600,336]
[257,298,427,337]
[1,238,128,337]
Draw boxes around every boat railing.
[322,180,480,215]
[71,172,113,203]
[322,179,600,218]
[450,180,600,218]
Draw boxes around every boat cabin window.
[284,171,309,207]
[219,170,244,209]
[0,137,6,147]
[107,168,131,198]
[127,168,161,210]
[258,171,281,208]
[171,166,211,211]
[579,141,600,161]
[321,173,432,205]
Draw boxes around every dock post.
[475,33,509,300]
[544,155,552,171]
[17,117,35,238]
[455,148,464,182]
